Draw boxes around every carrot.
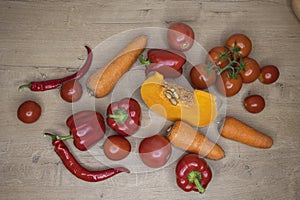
[86,35,148,98]
[220,116,273,148]
[166,120,225,160]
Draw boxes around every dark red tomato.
[17,100,41,123]
[244,95,265,113]
[139,135,172,168]
[103,135,131,161]
[258,65,280,84]
[190,64,217,89]
[60,79,83,103]
[226,33,252,58]
[167,22,195,51]
[206,46,231,68]
[240,57,260,83]
[216,70,243,97]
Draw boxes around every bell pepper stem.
[108,108,128,124]
[138,54,151,66]
[188,171,206,194]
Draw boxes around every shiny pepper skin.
[176,154,212,194]
[139,49,186,78]
[66,110,106,151]
[106,98,141,137]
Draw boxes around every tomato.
[103,135,131,161]
[60,79,83,103]
[190,64,217,89]
[240,57,260,83]
[258,65,280,84]
[17,100,42,123]
[206,46,231,68]
[139,135,172,168]
[216,70,243,97]
[244,94,265,113]
[225,33,252,58]
[167,22,195,51]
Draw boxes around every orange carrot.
[166,120,225,160]
[86,35,148,98]
[220,116,273,148]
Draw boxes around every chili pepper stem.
[44,133,74,141]
[108,109,128,124]
[44,133,58,141]
[18,83,31,91]
[188,171,206,194]
[138,54,151,66]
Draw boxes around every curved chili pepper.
[19,45,92,91]
[45,133,129,182]
[139,49,186,78]
[176,154,212,194]
[106,98,141,137]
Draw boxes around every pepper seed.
[164,91,173,99]
[170,98,178,106]
[173,91,179,99]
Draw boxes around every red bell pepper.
[138,49,186,78]
[176,154,212,194]
[50,110,106,151]
[106,98,141,137]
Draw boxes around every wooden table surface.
[1,0,299,199]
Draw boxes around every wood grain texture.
[0,0,299,199]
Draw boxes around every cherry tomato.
[216,70,243,97]
[17,100,41,123]
[240,57,260,83]
[258,65,280,84]
[206,46,231,68]
[167,22,195,51]
[103,135,131,161]
[226,33,252,58]
[139,135,172,168]
[244,94,265,113]
[60,79,83,103]
[190,64,217,90]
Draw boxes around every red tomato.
[103,135,131,161]
[258,65,280,84]
[17,100,42,123]
[206,46,231,68]
[216,70,243,97]
[226,33,252,58]
[244,95,265,113]
[167,22,195,51]
[139,135,172,168]
[190,64,217,89]
[60,79,83,103]
[240,57,260,83]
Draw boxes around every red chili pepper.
[19,45,92,91]
[106,98,141,137]
[48,110,106,151]
[176,154,212,194]
[138,49,186,78]
[45,133,129,182]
